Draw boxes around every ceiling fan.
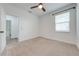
[30,3,46,12]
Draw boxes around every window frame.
[55,11,70,32]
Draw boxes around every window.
[55,12,70,32]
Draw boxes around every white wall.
[19,13,39,41]
[3,4,39,41]
[76,4,79,48]
[40,4,77,45]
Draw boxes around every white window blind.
[55,12,70,32]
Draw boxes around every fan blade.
[39,3,43,5]
[42,7,46,12]
[31,6,38,9]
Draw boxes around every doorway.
[6,20,11,44]
[6,15,19,45]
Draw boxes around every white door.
[0,6,6,54]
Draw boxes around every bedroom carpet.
[1,37,79,56]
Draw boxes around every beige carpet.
[6,38,18,45]
[1,37,79,56]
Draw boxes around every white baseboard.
[41,35,76,45]
[19,34,76,45]
[19,35,39,42]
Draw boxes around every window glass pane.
[56,22,69,32]
[55,12,70,23]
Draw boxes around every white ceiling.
[10,3,71,16]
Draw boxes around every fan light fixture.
[38,5,43,9]
[30,3,46,12]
